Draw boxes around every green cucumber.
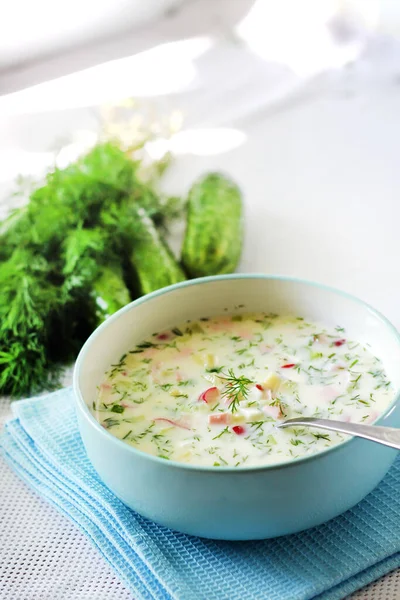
[129,206,186,295]
[181,172,243,277]
[92,264,131,323]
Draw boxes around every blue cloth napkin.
[2,389,400,600]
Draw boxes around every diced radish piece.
[122,371,127,377]
[100,383,112,390]
[208,413,230,425]
[334,339,346,347]
[255,384,263,391]
[157,332,170,340]
[263,404,282,419]
[176,371,183,382]
[232,425,245,435]
[199,387,220,404]
[153,417,190,430]
[281,363,296,369]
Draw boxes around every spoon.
[277,417,400,451]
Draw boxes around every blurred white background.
[0,0,398,95]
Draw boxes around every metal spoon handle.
[278,417,400,451]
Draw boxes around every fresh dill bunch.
[0,334,63,398]
[0,143,141,255]
[0,251,61,333]
[219,369,253,413]
[0,250,64,397]
[99,199,138,252]
[0,140,184,397]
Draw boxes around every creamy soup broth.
[94,313,394,467]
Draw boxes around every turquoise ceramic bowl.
[73,275,400,540]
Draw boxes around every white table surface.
[1,20,400,599]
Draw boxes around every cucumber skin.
[181,173,243,278]
[130,207,186,295]
[93,264,131,323]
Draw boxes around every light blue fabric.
[2,388,400,600]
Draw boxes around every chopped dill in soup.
[94,313,394,467]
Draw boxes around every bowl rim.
[73,273,400,473]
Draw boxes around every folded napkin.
[2,389,400,600]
